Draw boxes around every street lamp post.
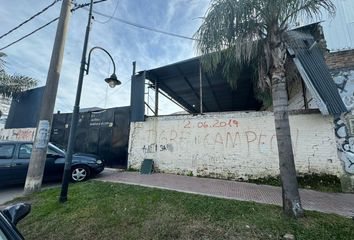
[59,0,121,203]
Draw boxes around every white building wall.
[128,112,343,179]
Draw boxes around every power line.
[93,0,120,24]
[0,0,61,41]
[0,0,108,51]
[0,18,59,51]
[1,0,197,52]
[86,8,198,41]
[71,0,107,12]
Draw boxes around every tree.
[0,52,6,72]
[195,0,335,218]
[0,52,38,98]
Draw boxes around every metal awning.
[144,57,262,114]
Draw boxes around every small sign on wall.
[34,120,50,149]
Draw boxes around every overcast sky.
[0,0,210,114]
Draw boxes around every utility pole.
[59,0,94,203]
[24,0,71,194]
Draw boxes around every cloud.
[1,0,210,114]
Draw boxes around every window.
[0,144,14,159]
[47,147,58,155]
[18,144,32,159]
[0,228,9,240]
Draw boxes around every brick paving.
[97,170,354,218]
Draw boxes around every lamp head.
[105,73,121,88]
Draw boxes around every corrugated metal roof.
[323,0,354,52]
[296,0,354,52]
[286,29,347,116]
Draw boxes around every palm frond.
[279,0,335,29]
[195,0,264,89]
[0,73,38,97]
[0,52,7,72]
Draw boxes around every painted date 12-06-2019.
[184,119,239,129]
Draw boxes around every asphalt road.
[0,183,59,207]
[0,185,25,206]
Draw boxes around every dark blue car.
[0,141,104,186]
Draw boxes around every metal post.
[132,61,136,75]
[301,79,308,109]
[59,0,94,203]
[24,0,71,194]
[155,79,159,116]
[199,62,203,114]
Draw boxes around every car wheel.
[71,166,90,182]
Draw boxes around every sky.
[1,0,354,116]
[0,0,210,114]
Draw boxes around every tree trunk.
[270,29,304,218]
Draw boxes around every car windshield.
[48,143,65,155]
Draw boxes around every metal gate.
[50,106,130,168]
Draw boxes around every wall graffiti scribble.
[128,112,342,179]
[0,128,35,141]
[332,70,354,110]
[334,118,354,174]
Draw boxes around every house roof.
[143,24,347,116]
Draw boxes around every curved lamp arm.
[86,46,116,75]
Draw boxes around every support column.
[155,79,159,116]
[199,61,203,114]
[130,63,145,122]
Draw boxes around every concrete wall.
[0,128,35,141]
[128,111,343,179]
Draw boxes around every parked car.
[0,203,31,240]
[0,141,104,186]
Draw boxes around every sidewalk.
[97,170,354,218]
[0,187,24,206]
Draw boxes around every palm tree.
[195,0,335,218]
[0,52,6,73]
[0,52,38,98]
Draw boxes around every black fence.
[50,107,131,168]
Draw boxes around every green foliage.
[14,181,354,240]
[0,52,6,72]
[248,173,342,192]
[0,52,38,97]
[0,74,38,97]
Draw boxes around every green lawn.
[248,174,342,192]
[13,181,354,240]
